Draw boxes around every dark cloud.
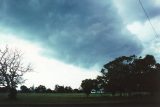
[114,0,160,23]
[139,0,160,19]
[0,0,142,68]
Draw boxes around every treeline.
[1,54,160,97]
[81,55,160,96]
[19,85,82,93]
[0,85,82,93]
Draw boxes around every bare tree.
[0,46,32,99]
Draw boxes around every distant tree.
[64,86,73,93]
[46,88,52,93]
[0,47,32,99]
[20,85,30,93]
[73,89,79,93]
[54,85,65,93]
[72,88,82,93]
[35,85,46,93]
[29,85,35,93]
[81,79,95,97]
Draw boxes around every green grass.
[0,93,107,104]
[0,93,160,104]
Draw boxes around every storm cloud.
[114,0,160,23]
[0,0,143,68]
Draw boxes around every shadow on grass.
[0,93,160,105]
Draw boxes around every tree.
[73,89,80,93]
[0,87,7,93]
[64,86,73,93]
[96,76,106,93]
[29,85,35,93]
[81,79,95,97]
[101,54,160,96]
[35,85,47,93]
[20,85,30,93]
[130,55,155,92]
[54,85,65,93]
[102,55,136,96]
[46,88,53,93]
[0,47,32,99]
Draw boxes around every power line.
[138,0,159,38]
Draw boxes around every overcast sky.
[0,0,160,89]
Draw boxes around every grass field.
[0,93,160,104]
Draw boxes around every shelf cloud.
[0,0,143,68]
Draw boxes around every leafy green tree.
[35,85,47,93]
[29,85,35,93]
[102,55,136,96]
[101,54,160,96]
[54,85,65,93]
[132,55,156,92]
[20,85,30,93]
[46,88,52,93]
[64,86,73,93]
[81,79,95,96]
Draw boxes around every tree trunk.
[8,88,17,100]
[112,91,115,96]
[120,92,122,97]
[128,92,132,97]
